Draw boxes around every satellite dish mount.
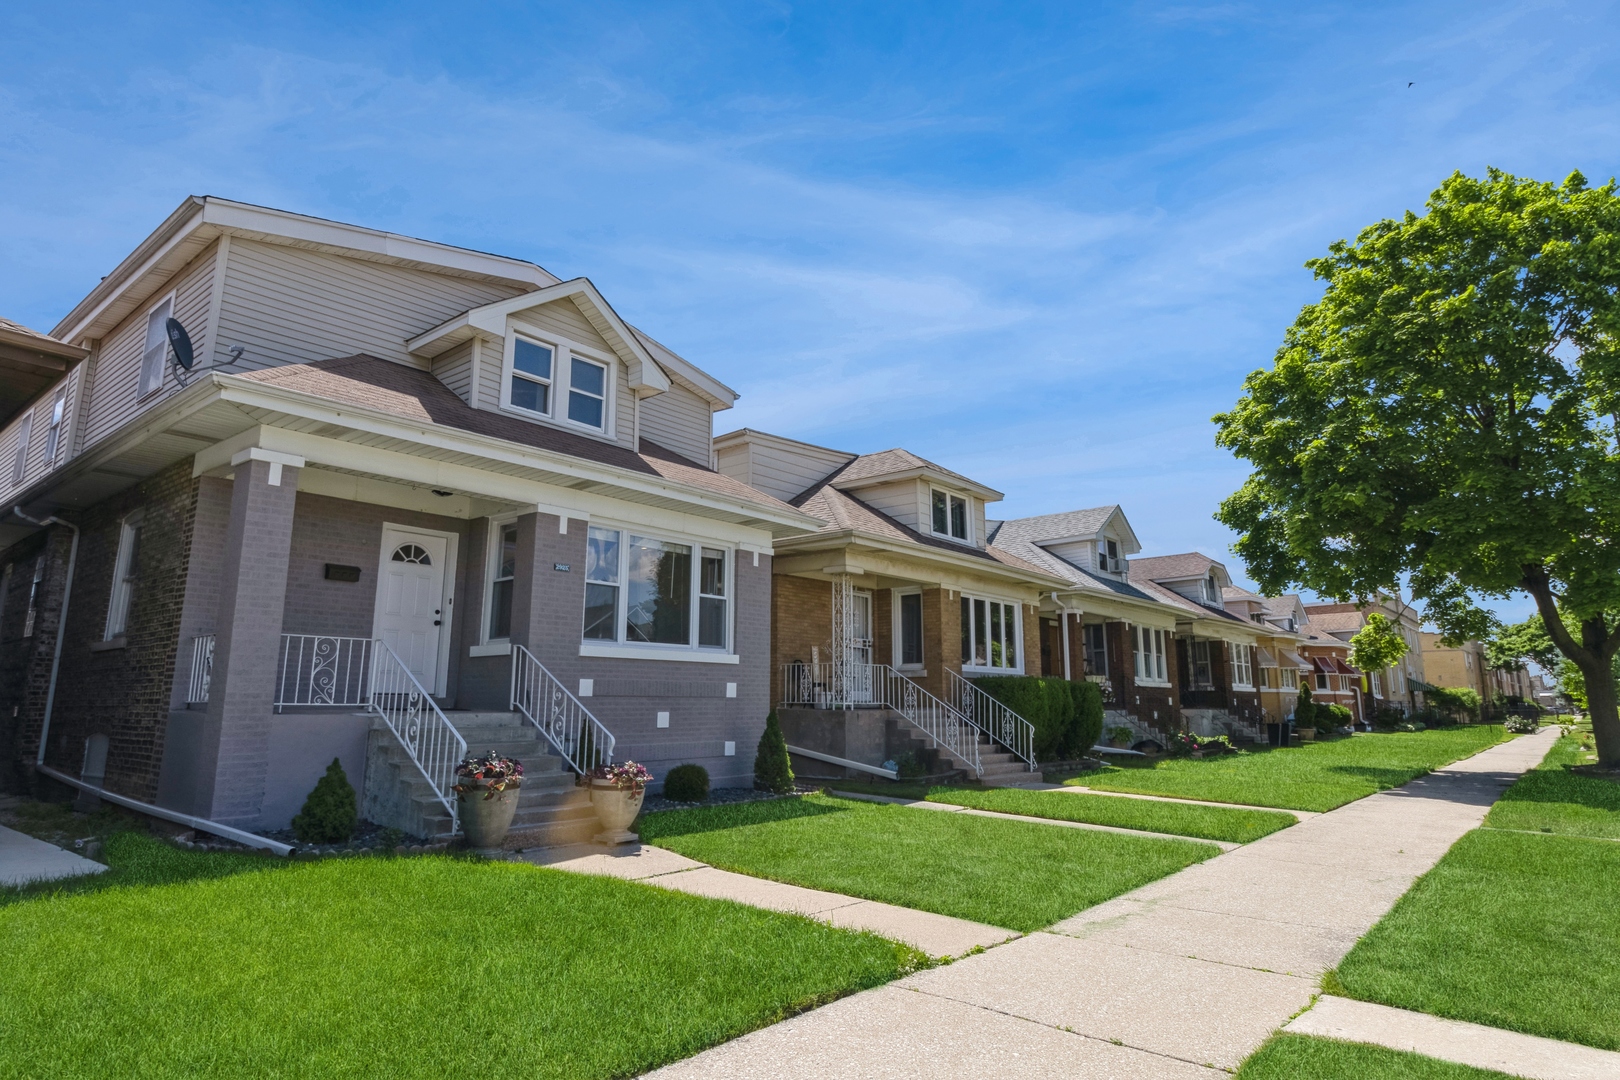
[167,318,246,387]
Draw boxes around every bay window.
[1133,626,1167,683]
[960,595,1020,670]
[584,525,730,652]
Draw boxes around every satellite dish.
[166,318,195,370]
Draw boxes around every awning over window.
[1278,650,1310,670]
[1331,658,1357,675]
[1257,647,1278,668]
[1311,656,1336,674]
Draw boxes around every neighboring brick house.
[1420,632,1533,717]
[1305,597,1428,716]
[0,197,820,839]
[1222,587,1364,727]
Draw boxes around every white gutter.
[12,508,78,765]
[35,765,294,856]
[784,744,899,780]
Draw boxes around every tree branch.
[1520,564,1597,668]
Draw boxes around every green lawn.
[638,793,1219,932]
[1064,726,1512,812]
[0,832,922,1079]
[1332,829,1620,1051]
[1483,732,1620,839]
[922,786,1297,843]
[1235,1035,1518,1079]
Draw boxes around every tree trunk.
[1579,656,1620,768]
[1519,569,1620,765]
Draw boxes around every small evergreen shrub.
[754,710,795,794]
[663,763,710,802]
[291,758,357,844]
[1293,684,1318,728]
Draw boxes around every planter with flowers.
[589,761,652,844]
[452,752,523,853]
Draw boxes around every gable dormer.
[1035,505,1141,578]
[826,449,1003,549]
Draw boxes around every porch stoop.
[883,710,1031,784]
[362,711,596,844]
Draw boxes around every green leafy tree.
[1215,169,1620,765]
[291,758,357,844]
[753,710,795,794]
[1348,613,1410,675]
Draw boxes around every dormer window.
[502,332,613,435]
[931,489,969,542]
[510,337,553,414]
[568,357,607,429]
[1097,538,1121,574]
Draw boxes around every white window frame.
[892,586,924,670]
[1132,625,1169,685]
[959,594,1022,673]
[42,388,67,468]
[480,515,522,646]
[498,328,616,438]
[1096,537,1122,574]
[104,513,143,640]
[579,520,736,662]
[1282,666,1299,690]
[23,556,44,638]
[1230,643,1255,689]
[929,487,972,544]
[11,411,33,487]
[139,293,175,400]
[1082,621,1108,676]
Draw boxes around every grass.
[638,793,1220,932]
[1483,731,1620,839]
[1332,828,1620,1051]
[0,832,923,1079]
[1234,1034,1518,1079]
[1063,726,1513,812]
[921,786,1297,843]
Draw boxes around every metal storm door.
[376,529,449,691]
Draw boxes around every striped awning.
[1257,647,1279,668]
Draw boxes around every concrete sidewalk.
[646,727,1560,1078]
[0,823,107,887]
[524,842,1018,959]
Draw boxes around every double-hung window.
[897,591,923,667]
[1189,640,1214,688]
[139,297,172,398]
[486,522,519,641]
[960,595,1020,670]
[23,557,43,638]
[583,525,730,652]
[931,489,969,542]
[42,389,66,467]
[11,412,33,486]
[1133,626,1167,683]
[1231,644,1254,688]
[1083,623,1108,676]
[568,357,607,429]
[1281,666,1299,690]
[1097,538,1121,574]
[509,337,553,415]
[105,515,142,639]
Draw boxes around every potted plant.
[452,752,523,854]
[1106,725,1134,749]
[589,761,652,844]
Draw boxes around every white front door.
[375,527,450,694]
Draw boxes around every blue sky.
[4,1,1618,620]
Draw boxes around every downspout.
[12,508,79,765]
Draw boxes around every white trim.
[928,485,973,544]
[959,593,1023,673]
[579,642,740,664]
[784,744,897,779]
[372,522,458,697]
[891,586,924,670]
[480,513,522,645]
[104,512,144,640]
[468,643,511,658]
[497,324,616,439]
[581,518,736,656]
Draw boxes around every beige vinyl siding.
[1045,539,1098,570]
[476,340,503,414]
[215,238,522,374]
[714,437,855,502]
[505,300,635,449]
[972,498,988,549]
[0,362,82,504]
[431,339,476,404]
[638,381,712,466]
[80,243,217,451]
[853,479,925,534]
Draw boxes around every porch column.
[197,452,301,825]
[919,586,961,699]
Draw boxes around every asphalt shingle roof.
[986,514,1161,602]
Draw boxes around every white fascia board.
[407,278,672,395]
[778,529,1071,591]
[1104,506,1143,555]
[832,465,1003,502]
[1055,587,1181,629]
[713,427,856,459]
[201,378,821,532]
[629,326,736,408]
[53,201,213,343]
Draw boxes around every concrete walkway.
[0,823,107,887]
[829,790,1243,851]
[1033,783,1323,818]
[1287,995,1620,1080]
[524,842,1017,959]
[645,727,1560,1078]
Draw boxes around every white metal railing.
[275,634,373,710]
[949,671,1036,771]
[187,634,215,704]
[510,643,615,775]
[368,640,466,835]
[781,662,982,776]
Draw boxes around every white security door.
[375,528,450,692]
[850,590,874,703]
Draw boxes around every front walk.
[0,823,106,887]
[643,727,1561,1078]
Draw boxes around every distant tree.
[1216,169,1620,765]
[1348,614,1410,675]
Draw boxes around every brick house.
[1304,597,1428,716]
[0,198,819,841]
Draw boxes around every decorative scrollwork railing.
[187,634,215,704]
[368,639,465,834]
[275,634,373,711]
[947,670,1036,771]
[510,643,615,775]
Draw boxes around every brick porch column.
[196,451,301,825]
[919,587,961,699]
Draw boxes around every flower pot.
[458,780,521,854]
[1109,737,1131,749]
[590,780,646,844]
[1297,727,1317,742]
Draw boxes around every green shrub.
[754,711,795,794]
[663,763,710,802]
[1293,684,1317,728]
[1427,685,1481,720]
[970,676,1105,762]
[290,758,357,845]
[1325,704,1353,727]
